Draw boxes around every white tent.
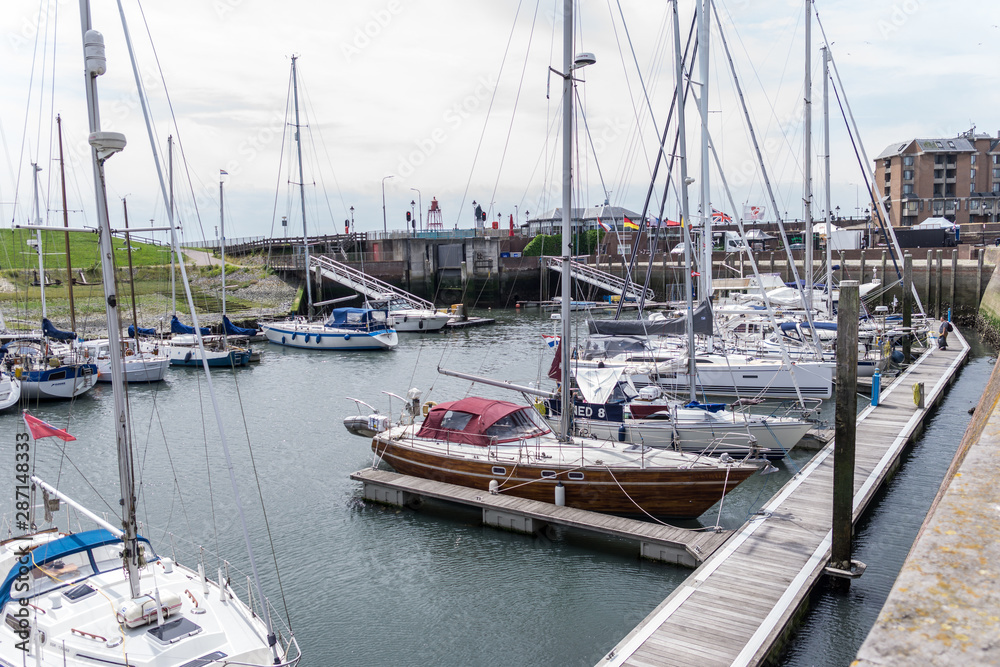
[913,217,957,230]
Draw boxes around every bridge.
[543,257,655,302]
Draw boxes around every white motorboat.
[0,367,20,411]
[367,296,451,332]
[80,339,169,383]
[262,308,398,350]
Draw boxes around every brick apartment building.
[874,129,1000,226]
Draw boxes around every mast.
[803,0,813,312]
[673,0,697,403]
[57,115,77,331]
[698,0,712,303]
[291,55,313,318]
[79,0,141,597]
[822,46,833,317]
[169,135,176,316]
[123,197,139,336]
[31,163,46,321]
[559,0,573,440]
[220,174,226,318]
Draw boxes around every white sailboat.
[0,6,300,665]
[260,56,398,351]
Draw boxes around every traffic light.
[406,212,412,222]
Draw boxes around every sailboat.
[343,0,759,519]
[259,56,398,352]
[0,7,300,665]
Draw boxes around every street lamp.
[349,206,354,235]
[410,187,422,232]
[410,200,416,235]
[835,205,840,220]
[381,175,394,235]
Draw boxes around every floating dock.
[596,331,968,667]
[350,467,732,568]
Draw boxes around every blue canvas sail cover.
[42,318,76,341]
[587,299,714,337]
[128,324,157,337]
[223,316,256,336]
[171,315,210,336]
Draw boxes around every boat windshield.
[483,408,549,442]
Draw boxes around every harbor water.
[0,309,991,666]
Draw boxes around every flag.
[623,217,639,230]
[711,208,732,223]
[509,213,515,237]
[743,205,765,221]
[598,218,611,232]
[691,271,701,277]
[23,411,76,442]
[220,169,228,175]
[542,334,560,348]
[547,342,562,380]
[666,218,681,227]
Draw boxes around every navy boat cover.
[223,316,256,336]
[171,315,210,336]
[128,324,157,337]
[42,318,76,341]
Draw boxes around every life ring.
[82,348,90,359]
[422,401,438,416]
[124,345,133,356]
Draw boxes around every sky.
[2,0,999,246]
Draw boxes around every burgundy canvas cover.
[417,397,525,446]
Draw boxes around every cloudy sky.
[2,0,999,245]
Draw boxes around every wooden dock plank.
[598,335,969,667]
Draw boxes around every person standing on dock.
[938,316,953,350]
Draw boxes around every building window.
[972,169,977,180]
[884,186,891,197]
[903,184,913,194]
[971,199,980,211]
[993,168,1000,179]
[904,170,914,180]
[972,182,976,194]
[884,172,891,183]
[906,201,918,213]
[935,155,946,165]
[903,156,914,166]
[972,154,977,165]
[933,201,944,212]
[948,141,956,149]
[994,183,1000,193]
[934,169,944,180]
[993,155,1000,165]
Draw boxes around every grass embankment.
[0,232,294,333]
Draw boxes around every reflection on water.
[0,311,989,666]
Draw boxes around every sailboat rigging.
[0,2,300,663]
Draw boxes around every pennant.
[623,217,639,230]
[711,208,732,223]
[220,169,229,175]
[23,411,76,442]
[542,334,560,349]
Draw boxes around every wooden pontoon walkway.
[597,331,969,667]
[351,468,731,567]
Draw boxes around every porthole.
[540,471,557,479]
[491,466,506,475]
[567,472,584,481]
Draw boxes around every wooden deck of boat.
[596,331,969,667]
[350,467,731,567]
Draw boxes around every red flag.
[547,342,561,380]
[691,271,701,277]
[23,411,76,442]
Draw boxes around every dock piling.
[903,254,912,363]
[831,280,859,587]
